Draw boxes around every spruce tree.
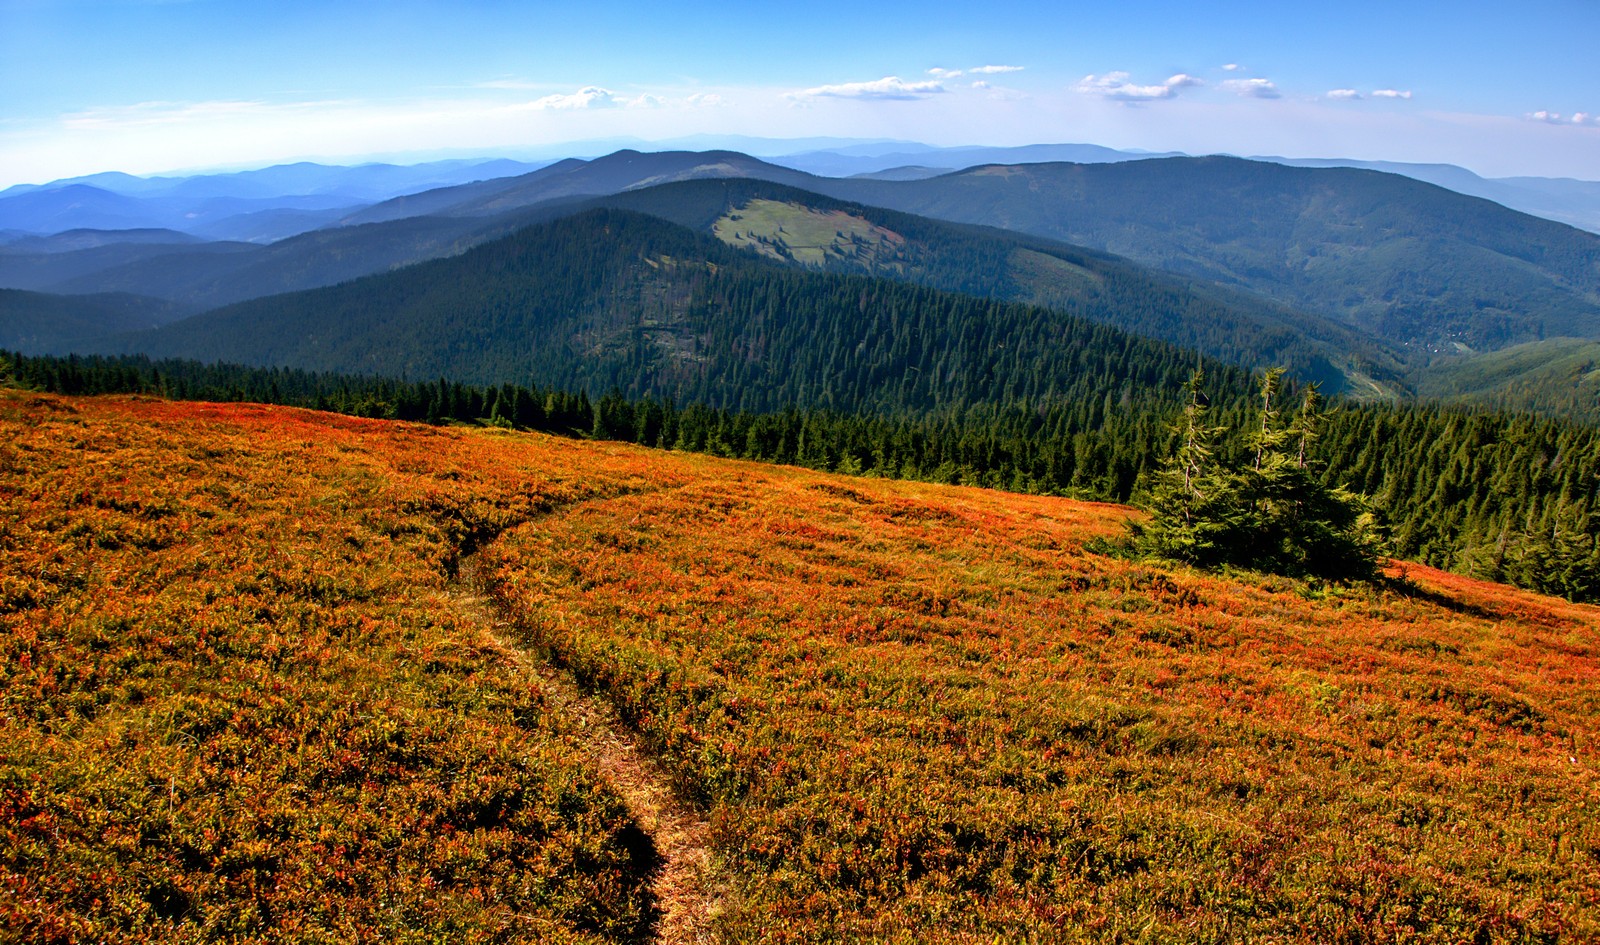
[1131,368,1240,566]
[1134,367,1380,580]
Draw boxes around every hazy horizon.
[3,0,1597,189]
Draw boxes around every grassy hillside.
[0,391,663,943]
[1415,337,1600,421]
[712,198,906,267]
[3,391,1597,942]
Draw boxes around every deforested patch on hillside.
[712,199,906,268]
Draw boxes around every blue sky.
[2,0,1597,185]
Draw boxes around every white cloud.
[528,86,619,110]
[1528,110,1598,125]
[930,65,1022,80]
[685,93,725,107]
[1327,89,1362,101]
[1222,63,1241,71]
[971,80,990,90]
[60,99,344,130]
[1222,78,1281,99]
[1372,89,1413,100]
[1075,71,1202,102]
[475,78,542,91]
[788,76,946,101]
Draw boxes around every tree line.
[4,350,1595,602]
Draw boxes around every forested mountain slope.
[0,204,585,315]
[1414,338,1600,418]
[0,289,186,351]
[816,155,1600,352]
[5,174,1402,396]
[594,177,1403,393]
[93,208,1259,416]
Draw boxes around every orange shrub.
[4,390,1596,943]
[480,453,1600,942]
[0,393,659,943]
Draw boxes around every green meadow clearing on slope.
[712,199,906,267]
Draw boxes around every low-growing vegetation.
[0,391,670,943]
[477,431,1600,941]
[3,390,1597,943]
[8,351,1598,604]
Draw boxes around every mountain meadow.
[2,388,1596,943]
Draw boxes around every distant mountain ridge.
[0,157,551,242]
[7,140,1598,243]
[1255,156,1600,234]
[767,141,1600,233]
[0,228,204,253]
[764,142,1183,178]
[337,149,819,225]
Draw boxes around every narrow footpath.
[448,559,723,945]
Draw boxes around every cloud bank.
[1530,110,1598,126]
[1075,72,1203,102]
[523,86,697,110]
[529,86,620,110]
[789,76,946,101]
[1222,78,1281,99]
[929,64,1024,80]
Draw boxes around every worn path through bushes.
[449,556,723,945]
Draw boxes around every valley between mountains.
[3,391,1596,943]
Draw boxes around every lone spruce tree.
[1134,368,1381,580]
[1129,367,1241,566]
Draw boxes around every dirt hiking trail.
[449,561,724,944]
